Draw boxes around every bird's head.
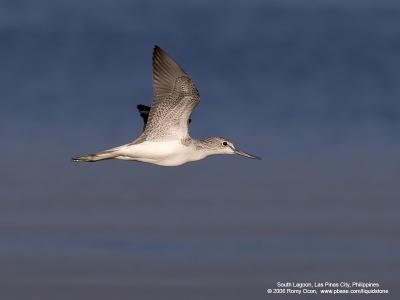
[200,137,261,160]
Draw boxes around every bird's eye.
[222,141,228,146]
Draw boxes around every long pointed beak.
[233,149,261,160]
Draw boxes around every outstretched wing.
[137,104,192,132]
[140,46,200,141]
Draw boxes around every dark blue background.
[1,0,399,299]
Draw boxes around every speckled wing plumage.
[137,104,192,132]
[138,46,200,142]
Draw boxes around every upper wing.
[141,46,200,141]
[137,104,192,132]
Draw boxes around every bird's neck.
[189,138,219,156]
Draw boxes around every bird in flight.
[72,46,260,166]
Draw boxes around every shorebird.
[72,46,260,166]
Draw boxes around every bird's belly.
[119,141,197,166]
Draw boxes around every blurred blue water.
[1,0,400,299]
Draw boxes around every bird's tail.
[72,149,118,162]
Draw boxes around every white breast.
[116,141,206,166]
